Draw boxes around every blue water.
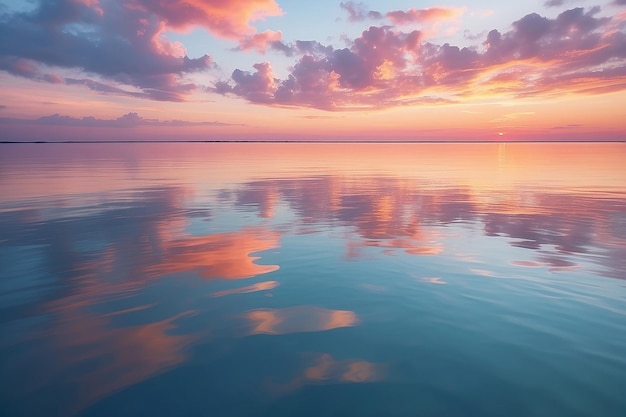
[1,143,625,417]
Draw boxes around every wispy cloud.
[550,124,584,129]
[340,2,464,25]
[544,0,569,7]
[127,0,283,39]
[339,2,383,22]
[490,112,536,123]
[0,112,240,128]
[386,7,466,25]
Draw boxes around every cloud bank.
[216,6,626,110]
[0,112,238,128]
[0,1,625,111]
[0,0,282,101]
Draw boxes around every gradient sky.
[1,0,625,141]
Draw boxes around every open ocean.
[1,142,625,417]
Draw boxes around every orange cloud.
[128,0,283,39]
[387,7,466,25]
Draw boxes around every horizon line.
[2,140,626,144]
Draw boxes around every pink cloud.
[0,0,284,101]
[387,7,465,25]
[73,0,103,15]
[0,0,213,101]
[217,26,430,110]
[127,0,283,39]
[238,30,283,53]
[340,3,464,25]
[0,112,238,129]
[219,6,626,110]
[340,1,383,22]
[230,62,278,102]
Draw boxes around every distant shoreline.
[1,140,625,144]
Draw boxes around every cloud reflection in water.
[244,306,359,335]
[1,143,625,417]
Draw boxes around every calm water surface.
[1,143,625,417]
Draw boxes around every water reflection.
[149,227,280,280]
[210,280,279,298]
[231,175,626,279]
[1,143,625,417]
[244,306,359,335]
[269,353,385,397]
[39,308,196,415]
[0,185,280,415]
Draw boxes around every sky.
[0,0,625,141]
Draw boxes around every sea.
[1,142,625,417]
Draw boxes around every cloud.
[0,0,283,101]
[339,2,383,22]
[340,2,463,25]
[550,124,584,129]
[0,112,239,128]
[218,7,626,110]
[544,0,568,7]
[238,30,283,53]
[127,0,283,39]
[386,7,466,25]
[614,0,626,5]
[216,26,435,110]
[263,39,335,58]
[64,77,182,101]
[3,2,625,110]
[490,111,536,123]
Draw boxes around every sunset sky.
[1,0,625,141]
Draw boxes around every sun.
[498,132,504,136]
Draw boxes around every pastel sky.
[1,0,625,141]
